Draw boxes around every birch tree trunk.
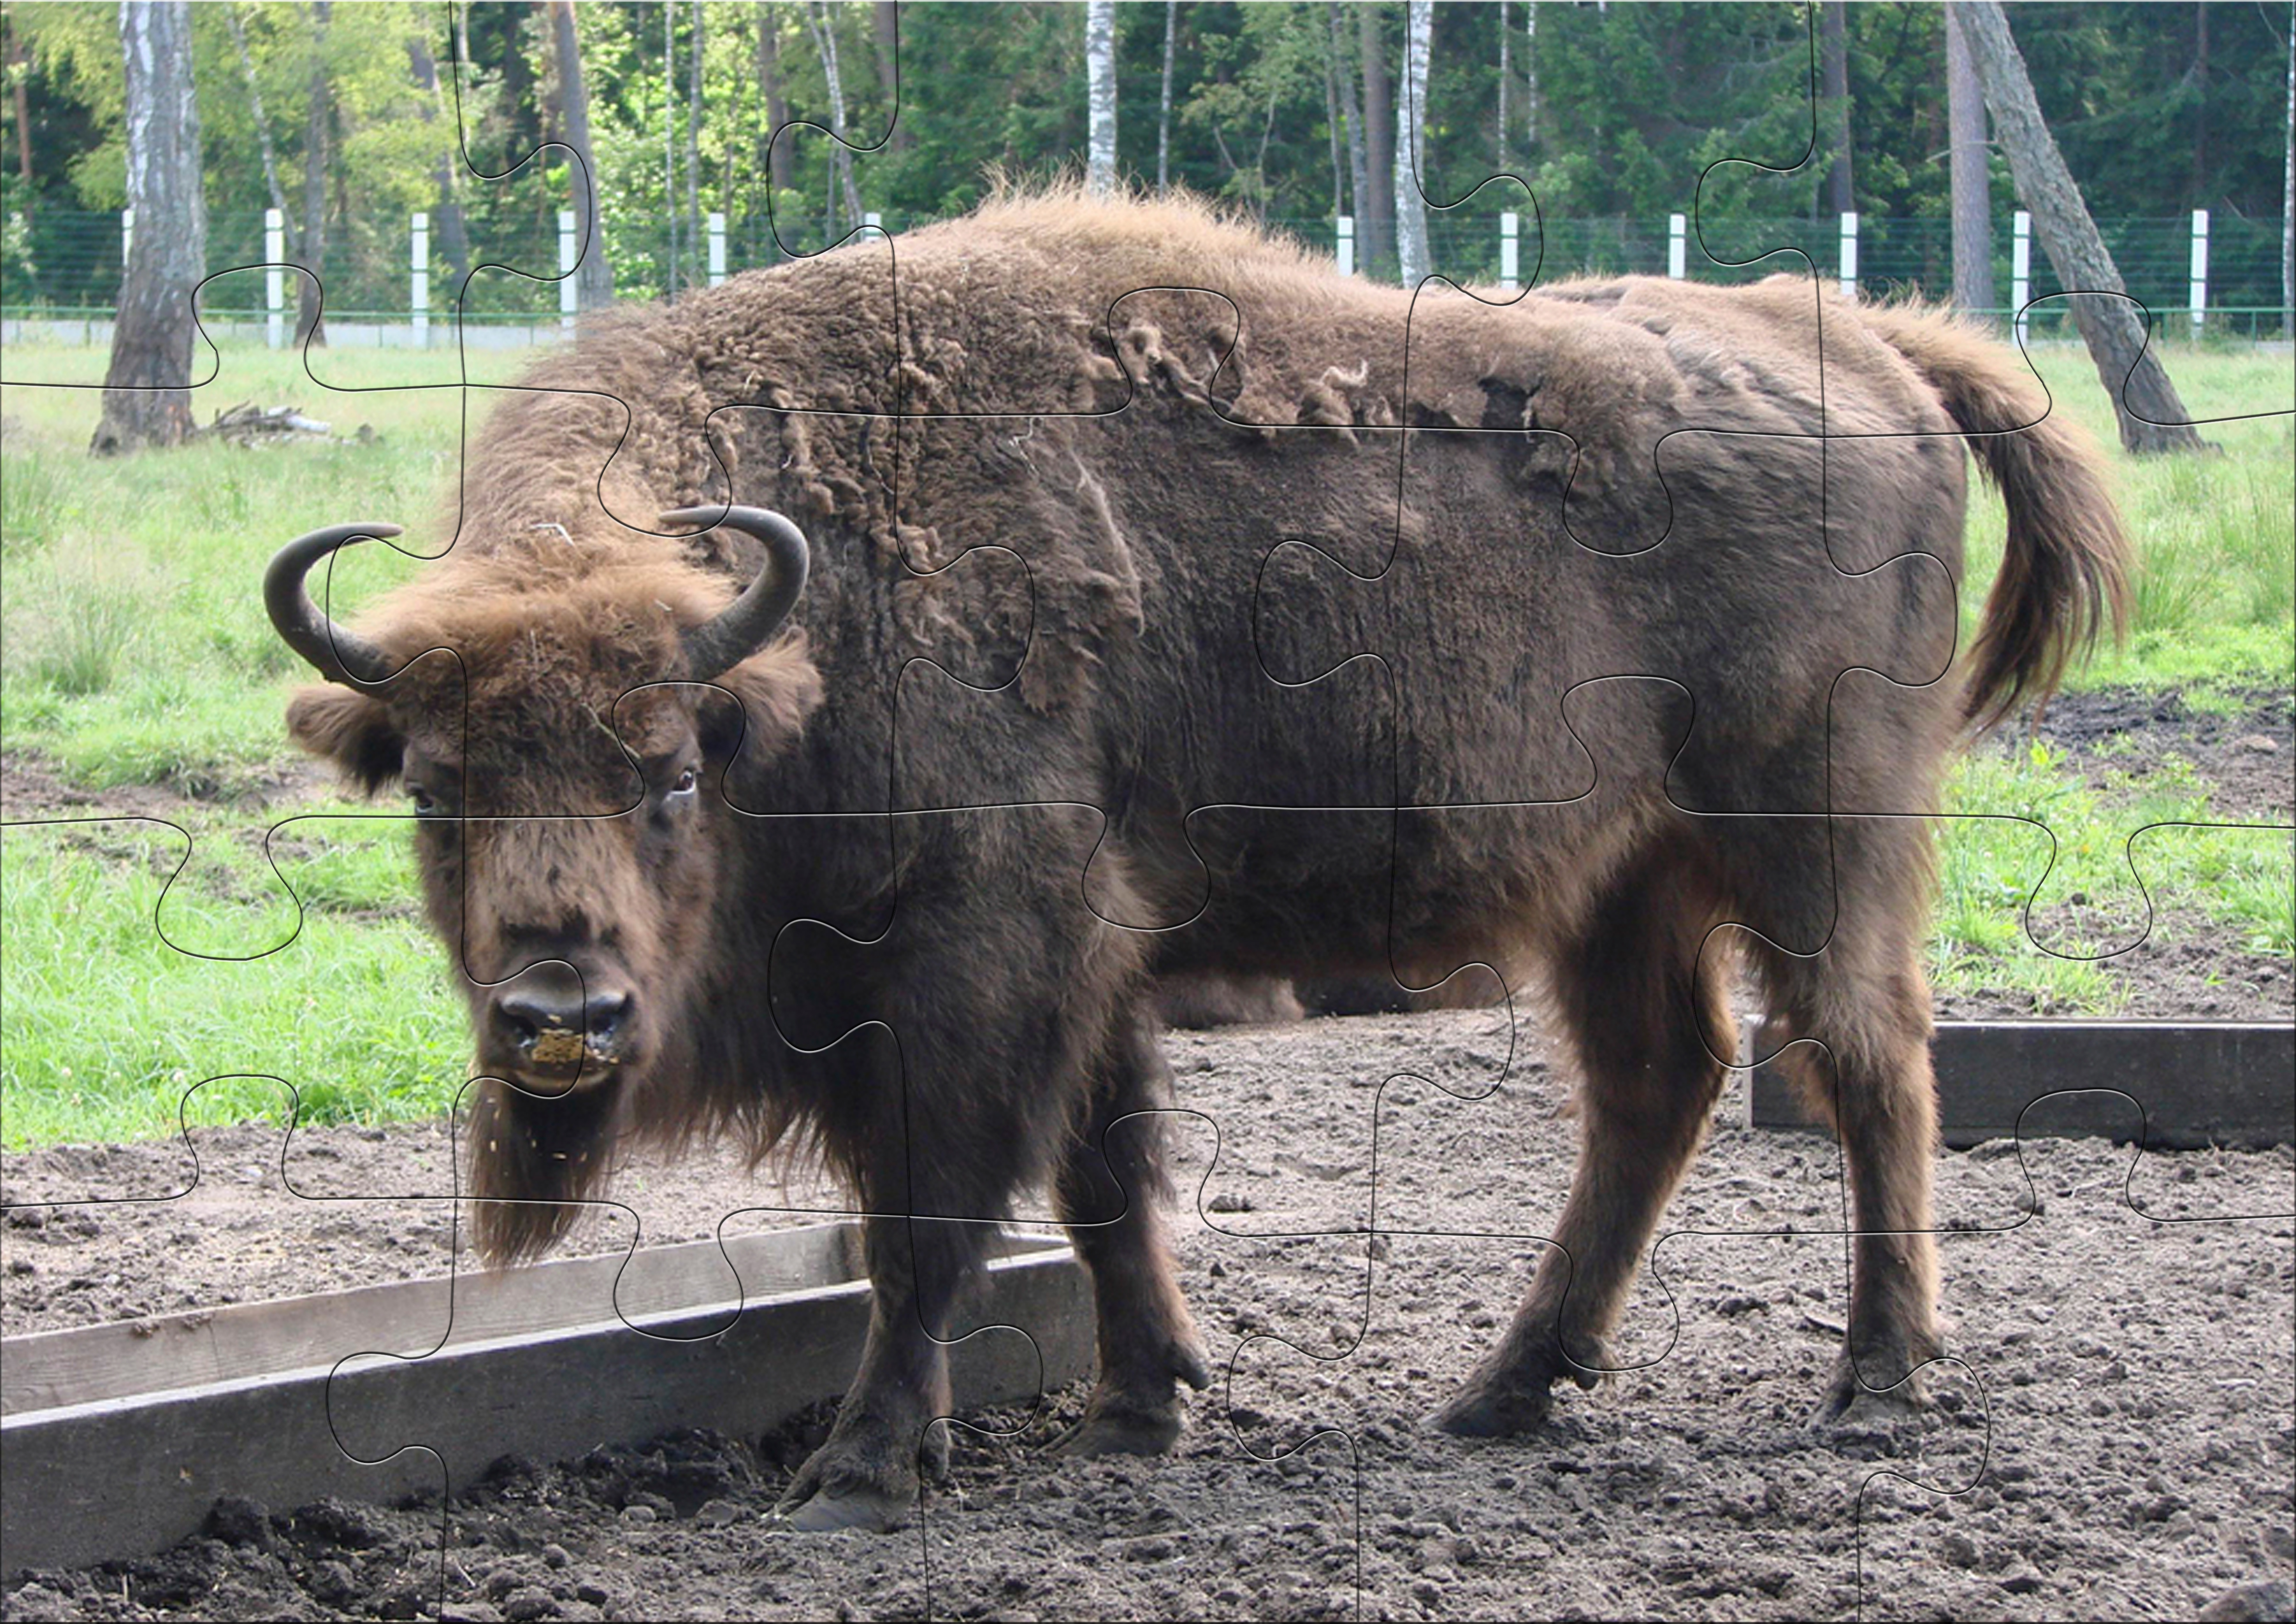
[294,0,332,346]
[1393,0,1432,286]
[1360,3,1394,278]
[225,7,289,221]
[1323,21,1345,218]
[1157,0,1176,194]
[1333,5,1369,235]
[1523,0,1538,152]
[1946,4,1993,313]
[93,0,205,456]
[553,0,611,308]
[1957,0,2206,453]
[664,0,678,294]
[685,0,703,281]
[1086,0,1116,195]
[2282,0,2293,333]
[804,1,863,234]
[1497,0,1509,171]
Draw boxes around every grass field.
[2,337,2290,1148]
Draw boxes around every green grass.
[1930,740,2294,1012]
[2,341,2289,1144]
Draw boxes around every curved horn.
[263,523,403,686]
[661,506,811,680]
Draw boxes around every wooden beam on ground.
[1,1222,1092,1574]
[1743,1020,2295,1149]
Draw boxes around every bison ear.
[701,638,824,771]
[285,684,405,795]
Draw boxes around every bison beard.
[268,190,2128,1533]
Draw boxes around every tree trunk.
[871,0,906,151]
[1523,0,1537,151]
[664,0,678,294]
[1360,3,1394,278]
[2190,1,2208,209]
[1496,0,1509,171]
[1822,0,1853,216]
[294,0,332,346]
[1086,0,1116,194]
[93,0,205,457]
[1394,0,1431,285]
[2282,0,2292,333]
[759,10,792,201]
[1945,5,1993,313]
[550,0,610,308]
[1332,5,1370,237]
[1322,19,1345,219]
[407,35,471,295]
[1157,0,1176,194]
[226,7,289,221]
[804,1,863,234]
[1957,0,2207,453]
[686,0,703,282]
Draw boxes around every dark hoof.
[1055,1400,1185,1457]
[771,1486,912,1533]
[1427,1379,1555,1438]
[1171,1337,1214,1393]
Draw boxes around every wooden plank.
[1,1223,1093,1574]
[1743,1020,2295,1149]
[2,1222,859,1417]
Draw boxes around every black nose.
[491,980,634,1062]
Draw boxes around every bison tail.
[1859,302,2133,731]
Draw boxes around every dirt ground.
[6,998,2293,1624]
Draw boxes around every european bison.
[268,191,2127,1530]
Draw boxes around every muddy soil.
[6,1006,2292,1624]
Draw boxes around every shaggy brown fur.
[276,188,2129,1529]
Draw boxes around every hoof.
[1055,1402,1185,1458]
[771,1486,913,1533]
[1813,1351,1928,1427]
[1427,1380,1554,1438]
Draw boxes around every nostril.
[585,991,634,1043]
[494,990,581,1049]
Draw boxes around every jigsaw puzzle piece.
[0,816,459,1201]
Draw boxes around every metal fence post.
[411,212,429,347]
[2011,209,2031,348]
[1668,212,1686,280]
[862,210,883,241]
[1337,215,1355,277]
[1838,210,1858,300]
[2188,207,2209,335]
[265,207,285,350]
[1499,212,1519,292]
[120,207,133,270]
[558,209,578,332]
[708,212,727,286]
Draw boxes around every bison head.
[266,508,821,1162]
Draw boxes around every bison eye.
[408,784,440,815]
[668,765,700,799]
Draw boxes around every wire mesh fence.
[6,205,2288,341]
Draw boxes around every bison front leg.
[1052,1013,1212,1456]
[774,1211,986,1531]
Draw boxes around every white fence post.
[1668,212,1687,280]
[1337,215,1355,277]
[120,207,133,270]
[265,207,285,350]
[707,211,727,286]
[862,210,883,241]
[411,212,429,347]
[2188,207,2209,335]
[558,209,578,332]
[1499,211,1519,292]
[1838,210,1859,300]
[2011,209,2031,347]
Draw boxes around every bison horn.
[263,523,404,686]
[660,506,811,680]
